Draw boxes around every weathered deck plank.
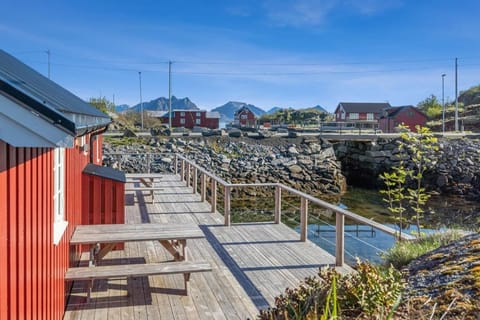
[65,173,352,319]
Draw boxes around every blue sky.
[2,0,479,112]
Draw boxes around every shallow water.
[340,186,480,230]
[303,187,480,264]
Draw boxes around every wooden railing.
[174,154,415,267]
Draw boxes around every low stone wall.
[334,138,480,199]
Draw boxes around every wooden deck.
[64,174,353,320]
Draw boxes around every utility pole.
[442,74,446,133]
[455,57,458,132]
[46,49,51,79]
[168,61,172,129]
[139,71,144,130]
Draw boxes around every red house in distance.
[0,50,124,320]
[234,106,256,128]
[379,105,428,133]
[160,110,220,129]
[334,102,391,122]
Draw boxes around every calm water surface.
[299,187,479,264]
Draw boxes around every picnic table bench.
[67,223,211,301]
[125,173,164,203]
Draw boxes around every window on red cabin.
[53,148,67,245]
[349,113,359,120]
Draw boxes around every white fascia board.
[0,94,74,148]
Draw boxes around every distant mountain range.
[116,96,199,113]
[115,97,329,122]
[115,104,130,113]
[266,106,282,114]
[311,105,328,113]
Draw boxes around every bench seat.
[66,261,212,300]
[124,187,164,191]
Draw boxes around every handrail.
[175,154,413,238]
[125,152,414,267]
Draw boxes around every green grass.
[381,230,465,269]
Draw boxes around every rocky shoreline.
[104,135,480,201]
[402,232,480,318]
[103,136,347,196]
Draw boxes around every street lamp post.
[139,71,144,130]
[442,74,446,133]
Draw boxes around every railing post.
[192,167,197,194]
[185,163,190,187]
[224,185,231,226]
[200,173,206,202]
[211,179,217,213]
[336,212,345,266]
[180,159,185,181]
[274,186,282,224]
[300,197,308,241]
[147,153,151,173]
[174,155,178,175]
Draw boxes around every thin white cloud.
[259,0,403,27]
[345,0,404,15]
[262,0,337,27]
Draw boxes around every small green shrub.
[339,261,404,318]
[257,261,404,319]
[381,230,464,269]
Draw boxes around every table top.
[70,223,205,245]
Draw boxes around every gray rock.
[288,146,299,155]
[288,165,303,174]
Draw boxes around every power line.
[19,56,480,77]
[176,57,455,66]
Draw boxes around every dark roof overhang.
[0,78,76,135]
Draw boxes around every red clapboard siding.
[0,141,8,320]
[0,133,108,320]
[81,170,125,250]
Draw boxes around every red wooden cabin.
[0,50,124,319]
[379,105,428,133]
[233,106,256,128]
[160,110,220,129]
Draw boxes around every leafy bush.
[257,261,404,319]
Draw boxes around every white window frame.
[180,112,185,117]
[196,112,201,117]
[349,113,359,120]
[180,118,185,125]
[366,113,374,120]
[341,112,345,120]
[195,118,201,125]
[53,148,68,245]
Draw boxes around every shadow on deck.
[64,174,352,320]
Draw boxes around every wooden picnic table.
[67,223,210,299]
[70,223,205,266]
[125,173,164,203]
